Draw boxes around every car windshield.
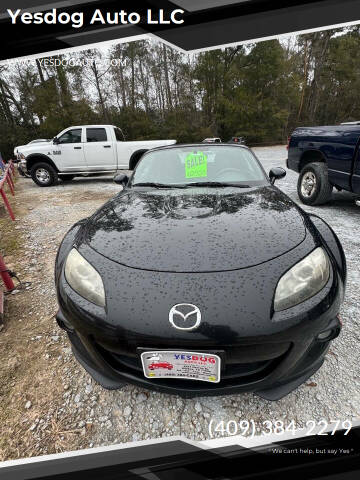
[132,146,266,187]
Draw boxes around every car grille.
[93,340,291,387]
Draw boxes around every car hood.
[14,144,27,152]
[21,143,53,154]
[80,186,306,272]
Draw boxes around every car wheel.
[297,162,333,205]
[31,162,58,187]
[59,175,75,182]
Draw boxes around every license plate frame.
[140,350,221,383]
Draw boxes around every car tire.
[31,162,58,187]
[59,175,75,182]
[297,162,333,206]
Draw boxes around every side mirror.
[53,137,59,145]
[113,173,129,186]
[269,167,286,184]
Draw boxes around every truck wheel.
[59,175,75,182]
[297,162,333,206]
[31,162,58,187]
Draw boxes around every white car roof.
[67,125,117,128]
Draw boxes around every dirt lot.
[0,146,359,461]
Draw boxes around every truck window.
[58,129,82,144]
[86,128,107,142]
[114,127,125,141]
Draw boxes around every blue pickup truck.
[287,125,360,205]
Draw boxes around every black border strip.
[157,0,360,51]
[1,426,359,480]
[1,0,360,60]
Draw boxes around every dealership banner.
[0,424,359,479]
[1,0,360,61]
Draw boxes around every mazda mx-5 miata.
[55,144,346,400]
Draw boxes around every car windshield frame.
[130,144,268,189]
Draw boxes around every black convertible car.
[55,144,346,400]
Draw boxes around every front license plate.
[140,351,221,383]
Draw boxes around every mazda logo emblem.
[169,304,201,331]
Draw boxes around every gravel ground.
[2,145,359,456]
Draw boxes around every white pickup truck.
[17,125,176,186]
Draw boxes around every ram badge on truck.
[17,125,176,187]
[287,125,360,205]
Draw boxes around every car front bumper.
[18,160,28,175]
[56,283,342,400]
[57,314,340,400]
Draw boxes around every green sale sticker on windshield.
[185,151,207,178]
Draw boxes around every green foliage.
[1,28,360,159]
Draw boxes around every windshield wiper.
[132,182,188,189]
[132,181,250,189]
[184,182,250,188]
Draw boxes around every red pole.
[6,175,15,196]
[0,188,15,221]
[0,253,15,291]
[7,165,15,186]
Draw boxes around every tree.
[1,28,360,160]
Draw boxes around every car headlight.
[274,247,330,312]
[64,249,105,307]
